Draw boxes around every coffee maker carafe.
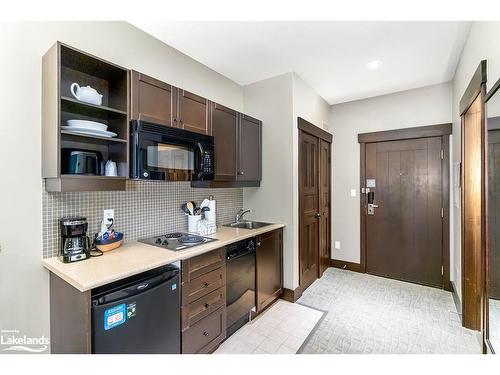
[59,217,91,263]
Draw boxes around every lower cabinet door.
[256,229,283,313]
[182,307,226,354]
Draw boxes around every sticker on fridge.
[126,302,137,319]
[104,303,126,330]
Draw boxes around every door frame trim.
[358,123,452,291]
[297,117,333,293]
[298,117,333,143]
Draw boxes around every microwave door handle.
[196,142,205,179]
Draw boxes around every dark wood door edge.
[331,259,363,273]
[442,135,452,292]
[460,60,487,115]
[297,117,333,143]
[451,281,462,318]
[281,286,303,303]
[358,123,452,144]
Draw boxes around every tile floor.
[214,300,324,354]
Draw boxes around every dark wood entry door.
[299,130,320,291]
[488,129,500,300]
[365,137,443,287]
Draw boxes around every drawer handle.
[203,331,209,337]
[204,303,210,309]
[203,282,209,288]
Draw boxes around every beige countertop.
[42,223,285,292]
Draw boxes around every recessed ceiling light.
[367,60,383,70]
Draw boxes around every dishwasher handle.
[94,270,178,305]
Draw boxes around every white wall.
[243,73,295,288]
[329,83,453,263]
[244,72,330,290]
[0,21,243,350]
[450,21,500,300]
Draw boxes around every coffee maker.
[59,217,91,263]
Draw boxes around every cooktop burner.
[140,232,217,251]
[179,234,204,244]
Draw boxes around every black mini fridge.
[91,264,180,354]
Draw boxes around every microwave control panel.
[203,151,214,175]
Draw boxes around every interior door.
[319,139,331,276]
[365,137,443,287]
[488,129,500,300]
[299,130,320,291]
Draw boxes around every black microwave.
[130,120,214,181]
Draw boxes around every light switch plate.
[334,241,341,249]
[350,189,357,197]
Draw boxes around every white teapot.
[70,83,103,106]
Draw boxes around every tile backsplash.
[42,180,243,258]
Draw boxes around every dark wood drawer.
[182,266,226,305]
[182,307,226,354]
[181,248,225,282]
[181,286,226,331]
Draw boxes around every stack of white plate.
[62,119,117,138]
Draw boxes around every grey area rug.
[297,268,481,354]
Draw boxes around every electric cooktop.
[139,232,217,251]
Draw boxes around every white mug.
[105,160,118,177]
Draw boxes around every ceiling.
[131,21,471,105]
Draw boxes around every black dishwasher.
[91,264,180,354]
[226,237,256,338]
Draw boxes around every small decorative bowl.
[95,232,123,252]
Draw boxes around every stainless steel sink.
[224,221,272,230]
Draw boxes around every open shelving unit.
[42,42,130,192]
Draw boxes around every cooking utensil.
[181,203,190,215]
[186,201,195,215]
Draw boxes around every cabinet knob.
[203,282,209,288]
[203,331,209,337]
[238,171,244,175]
[257,242,261,246]
[314,213,321,219]
[204,303,210,309]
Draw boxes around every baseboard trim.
[282,286,303,303]
[331,259,363,273]
[451,280,462,318]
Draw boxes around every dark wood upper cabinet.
[207,103,262,186]
[238,114,262,181]
[256,228,283,313]
[177,89,211,135]
[211,103,238,181]
[130,70,176,127]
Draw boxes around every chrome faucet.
[235,208,251,223]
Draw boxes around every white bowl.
[66,119,108,132]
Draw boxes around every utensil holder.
[187,215,202,233]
